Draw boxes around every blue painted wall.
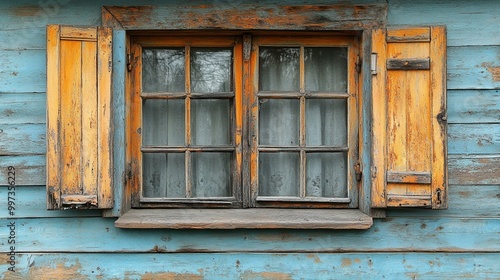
[0,0,499,278]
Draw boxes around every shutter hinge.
[355,55,362,73]
[127,53,132,72]
[354,161,362,182]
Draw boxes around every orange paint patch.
[306,254,322,263]
[141,272,203,280]
[10,5,41,16]
[482,63,500,82]
[27,261,87,280]
[241,271,292,280]
[341,258,352,267]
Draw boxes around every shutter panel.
[371,26,447,209]
[46,25,113,209]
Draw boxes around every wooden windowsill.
[115,209,373,229]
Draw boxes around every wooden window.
[128,34,359,209]
[129,36,243,207]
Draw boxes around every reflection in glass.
[259,47,300,92]
[305,47,347,92]
[192,153,231,197]
[259,99,299,146]
[306,152,347,198]
[259,152,299,196]
[142,48,185,92]
[191,99,230,145]
[191,48,232,93]
[306,99,347,146]
[143,99,185,146]
[143,153,185,198]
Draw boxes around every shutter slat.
[371,26,447,209]
[46,25,113,210]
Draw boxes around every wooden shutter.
[46,25,113,209]
[371,26,447,209]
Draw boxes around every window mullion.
[299,46,306,198]
[185,45,192,198]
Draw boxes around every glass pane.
[305,47,347,92]
[259,47,300,92]
[191,99,231,145]
[306,152,347,198]
[306,99,347,146]
[259,152,299,196]
[259,99,299,146]
[142,48,185,92]
[143,99,185,146]
[192,153,231,197]
[143,153,185,198]
[191,48,232,93]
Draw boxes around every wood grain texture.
[5,217,499,252]
[448,156,500,185]
[0,124,45,155]
[104,4,387,31]
[448,124,500,155]
[0,155,45,186]
[115,209,372,229]
[447,90,500,124]
[388,0,500,47]
[0,93,45,124]
[1,253,499,279]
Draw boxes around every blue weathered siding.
[0,0,499,278]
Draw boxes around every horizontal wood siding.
[0,0,498,278]
[1,253,499,279]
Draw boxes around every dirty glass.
[192,152,232,197]
[142,153,185,198]
[259,152,300,196]
[142,48,185,92]
[191,48,233,93]
[259,47,300,92]
[306,152,347,198]
[305,47,347,92]
[143,99,185,146]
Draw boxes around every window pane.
[191,48,232,93]
[143,99,185,146]
[259,47,300,92]
[143,153,185,198]
[259,99,299,146]
[142,48,185,93]
[192,152,231,197]
[259,152,299,196]
[305,47,347,92]
[306,99,347,146]
[191,99,230,145]
[306,152,347,198]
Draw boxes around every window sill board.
[115,209,373,229]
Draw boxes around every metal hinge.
[354,161,362,181]
[371,53,377,75]
[127,53,132,72]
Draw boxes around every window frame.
[128,33,361,209]
[101,4,389,224]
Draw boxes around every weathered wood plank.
[115,209,373,229]
[0,124,45,155]
[104,4,387,31]
[4,217,498,252]
[1,253,499,279]
[0,186,100,218]
[448,124,500,155]
[447,89,500,124]
[388,0,500,47]
[448,156,500,185]
[387,58,430,70]
[0,155,45,186]
[0,50,45,93]
[0,93,45,124]
[387,185,500,218]
[447,46,500,90]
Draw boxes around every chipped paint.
[241,271,292,280]
[140,272,203,280]
[482,63,500,81]
[26,260,87,280]
[306,253,322,263]
[341,258,352,267]
[10,5,41,16]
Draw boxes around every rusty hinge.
[355,55,362,73]
[127,53,132,72]
[354,161,362,181]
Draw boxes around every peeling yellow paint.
[242,271,292,280]
[341,258,352,267]
[482,63,500,82]
[27,261,87,280]
[306,253,322,263]
[141,272,203,280]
